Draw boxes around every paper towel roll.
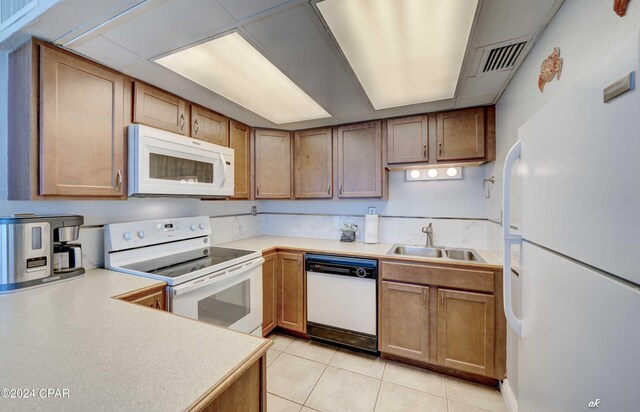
[364,214,379,244]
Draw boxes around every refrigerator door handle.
[502,140,523,337]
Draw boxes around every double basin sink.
[389,244,485,263]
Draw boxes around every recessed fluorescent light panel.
[317,0,477,109]
[155,32,330,124]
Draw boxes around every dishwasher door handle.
[308,264,351,274]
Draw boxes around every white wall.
[263,168,488,218]
[489,0,640,402]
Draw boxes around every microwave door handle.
[219,152,227,186]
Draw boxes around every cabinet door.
[255,129,292,199]
[379,281,430,361]
[387,116,428,164]
[277,252,305,333]
[191,105,229,146]
[229,120,251,199]
[437,289,495,376]
[336,121,383,198]
[133,81,188,135]
[294,128,332,198]
[436,108,485,161]
[40,46,126,197]
[262,252,277,336]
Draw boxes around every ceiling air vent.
[482,41,527,73]
[1,0,37,32]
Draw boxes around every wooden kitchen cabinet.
[117,284,167,311]
[379,259,505,380]
[276,251,305,333]
[229,120,252,199]
[336,121,384,198]
[437,289,495,377]
[262,252,278,336]
[254,129,292,199]
[191,104,229,146]
[8,40,128,199]
[294,128,333,198]
[386,115,429,164]
[379,281,430,362]
[435,108,485,161]
[133,81,188,135]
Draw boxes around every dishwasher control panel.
[305,254,378,279]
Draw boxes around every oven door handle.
[171,257,264,296]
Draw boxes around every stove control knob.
[137,230,146,239]
[199,223,206,230]
[190,224,197,231]
[123,231,133,241]
[355,268,367,278]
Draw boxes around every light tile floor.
[266,333,506,412]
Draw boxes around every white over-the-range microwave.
[128,124,234,197]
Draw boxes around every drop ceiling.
[4,0,564,130]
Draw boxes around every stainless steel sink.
[391,245,443,258]
[445,248,482,262]
[389,244,485,263]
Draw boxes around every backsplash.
[79,213,500,271]
[262,213,489,250]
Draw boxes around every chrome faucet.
[421,223,434,247]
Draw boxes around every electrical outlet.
[251,206,257,216]
[368,207,377,215]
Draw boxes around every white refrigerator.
[503,32,640,411]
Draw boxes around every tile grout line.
[301,362,329,408]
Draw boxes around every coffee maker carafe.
[0,214,85,293]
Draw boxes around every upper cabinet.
[133,81,188,135]
[8,40,128,199]
[229,120,251,200]
[294,128,333,199]
[336,121,384,198]
[254,129,292,199]
[387,115,429,164]
[436,108,485,161]
[191,104,229,146]
[385,107,495,169]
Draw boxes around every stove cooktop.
[122,247,256,278]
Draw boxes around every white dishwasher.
[306,254,378,353]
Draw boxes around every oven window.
[149,153,214,183]
[197,280,250,327]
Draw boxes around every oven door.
[129,124,234,197]
[170,257,263,334]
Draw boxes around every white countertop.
[218,235,503,268]
[0,269,270,412]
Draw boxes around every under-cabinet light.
[406,168,462,181]
[155,32,330,124]
[317,0,477,109]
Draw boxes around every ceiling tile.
[102,0,234,58]
[216,0,293,20]
[243,4,371,119]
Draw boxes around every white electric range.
[104,216,263,336]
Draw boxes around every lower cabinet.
[276,252,306,333]
[379,282,430,362]
[117,284,167,311]
[262,252,278,336]
[437,289,495,377]
[379,260,505,379]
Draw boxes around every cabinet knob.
[115,170,122,192]
[339,183,343,196]
[155,298,161,309]
[438,142,443,156]
[179,114,185,131]
[423,144,427,158]
[193,118,199,135]
[327,183,331,195]
[256,184,260,196]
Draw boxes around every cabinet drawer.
[381,260,494,293]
